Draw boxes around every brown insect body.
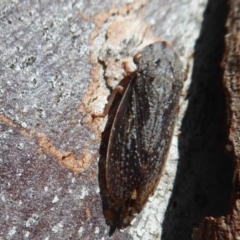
[104,42,185,231]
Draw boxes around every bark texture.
[192,0,240,239]
[1,0,233,240]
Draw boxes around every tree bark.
[1,0,232,240]
[192,0,240,239]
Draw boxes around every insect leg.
[91,85,125,119]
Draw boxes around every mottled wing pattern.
[105,42,185,213]
[106,74,142,204]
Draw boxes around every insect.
[97,42,186,233]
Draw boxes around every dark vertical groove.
[162,0,235,239]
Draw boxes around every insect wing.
[106,42,184,214]
[106,74,139,204]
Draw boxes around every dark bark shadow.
[161,0,235,239]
